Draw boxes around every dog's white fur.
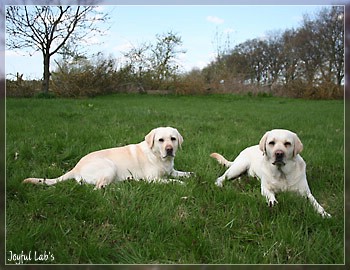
[211,129,331,218]
[23,127,192,189]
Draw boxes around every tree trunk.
[42,52,50,94]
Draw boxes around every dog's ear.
[259,131,269,155]
[293,133,303,156]
[145,128,156,148]
[175,128,184,149]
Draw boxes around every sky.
[4,4,339,80]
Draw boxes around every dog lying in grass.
[24,127,192,189]
[211,129,331,218]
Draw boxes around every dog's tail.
[210,153,233,167]
[23,170,75,186]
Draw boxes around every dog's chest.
[273,169,288,189]
[144,158,174,177]
[265,168,293,192]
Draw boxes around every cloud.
[206,15,224,24]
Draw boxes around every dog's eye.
[158,138,164,142]
[268,141,275,146]
[284,142,291,147]
[171,137,177,141]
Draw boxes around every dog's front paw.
[215,179,223,187]
[185,171,195,178]
[321,210,331,218]
[268,198,278,207]
[94,184,106,190]
[172,170,194,178]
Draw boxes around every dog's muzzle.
[272,150,285,166]
[164,146,174,158]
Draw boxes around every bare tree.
[315,6,344,86]
[280,29,299,84]
[151,31,186,87]
[6,4,110,94]
[123,31,186,90]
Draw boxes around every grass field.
[6,94,344,264]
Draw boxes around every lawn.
[6,94,344,264]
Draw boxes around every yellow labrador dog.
[211,129,331,218]
[24,127,192,189]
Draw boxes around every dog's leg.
[146,178,185,185]
[163,178,185,184]
[215,175,226,187]
[215,158,248,187]
[306,192,331,218]
[171,170,193,178]
[261,184,278,207]
[94,176,114,190]
[296,180,331,218]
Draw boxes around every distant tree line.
[199,6,344,98]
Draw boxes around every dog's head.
[145,127,184,160]
[259,129,303,167]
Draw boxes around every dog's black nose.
[275,151,284,159]
[273,150,285,166]
[166,146,173,156]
